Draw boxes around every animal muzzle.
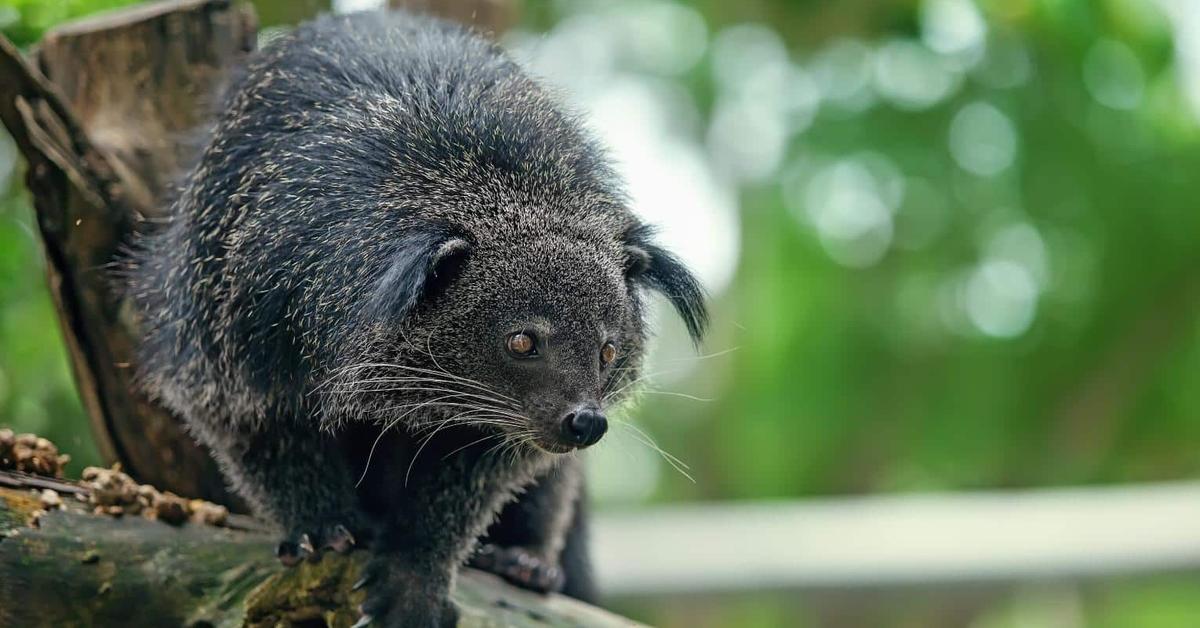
[560,405,607,448]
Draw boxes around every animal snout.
[562,406,607,448]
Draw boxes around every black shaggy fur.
[129,10,705,627]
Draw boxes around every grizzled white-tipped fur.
[128,9,705,627]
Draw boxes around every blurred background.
[2,0,1199,626]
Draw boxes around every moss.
[244,552,367,628]
[0,490,43,531]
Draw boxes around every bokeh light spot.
[613,1,709,76]
[1083,39,1146,110]
[986,223,1049,289]
[332,0,383,13]
[801,160,896,268]
[949,101,1018,176]
[711,23,788,93]
[874,39,960,110]
[964,259,1039,338]
[921,0,987,65]
[811,38,876,111]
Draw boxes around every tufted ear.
[623,224,708,343]
[366,226,471,323]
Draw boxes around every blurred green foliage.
[2,0,1199,626]
[630,0,1200,501]
[0,179,101,467]
[0,0,136,46]
[0,0,151,469]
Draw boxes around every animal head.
[340,220,706,454]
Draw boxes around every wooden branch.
[0,471,639,627]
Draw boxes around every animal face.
[354,223,706,454]
[467,239,634,452]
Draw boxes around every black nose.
[562,408,608,448]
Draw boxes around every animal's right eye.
[506,332,538,358]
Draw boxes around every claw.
[298,533,316,556]
[327,524,357,553]
[352,575,370,591]
[469,545,564,593]
[351,615,373,628]
[275,540,304,567]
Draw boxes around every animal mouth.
[530,438,577,455]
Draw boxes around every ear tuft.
[623,244,652,277]
[366,227,471,323]
[623,224,708,344]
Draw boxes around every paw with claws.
[275,522,361,566]
[468,544,565,594]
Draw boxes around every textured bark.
[0,0,255,508]
[0,471,641,627]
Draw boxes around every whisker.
[441,432,503,460]
[356,393,470,487]
[634,390,713,403]
[618,421,692,470]
[329,362,517,401]
[330,383,520,411]
[364,400,525,423]
[611,421,695,483]
[652,346,741,365]
[405,409,493,487]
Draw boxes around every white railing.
[592,481,1200,596]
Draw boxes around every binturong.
[128,9,706,627]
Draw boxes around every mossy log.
[0,471,641,627]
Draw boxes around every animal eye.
[600,342,618,366]
[507,332,537,357]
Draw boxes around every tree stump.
[0,0,256,508]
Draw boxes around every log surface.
[0,472,641,627]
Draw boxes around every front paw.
[355,555,458,628]
[275,521,365,566]
[469,544,564,594]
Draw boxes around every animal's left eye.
[507,332,538,357]
[600,342,618,366]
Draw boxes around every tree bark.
[0,471,640,627]
[0,0,255,508]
